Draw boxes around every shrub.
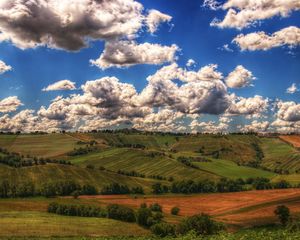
[150,203,162,212]
[177,213,225,236]
[151,222,176,237]
[275,205,290,226]
[136,207,153,227]
[81,184,98,195]
[171,207,180,215]
[107,204,136,222]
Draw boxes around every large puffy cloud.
[146,10,172,34]
[90,41,178,69]
[0,64,273,133]
[276,101,300,122]
[211,0,300,29]
[233,26,300,51]
[42,80,76,91]
[0,60,12,74]
[227,95,269,117]
[0,0,144,51]
[225,65,256,88]
[0,96,22,113]
[139,63,229,115]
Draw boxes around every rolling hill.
[2,132,300,188]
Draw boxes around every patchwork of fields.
[1,133,300,238]
[2,133,300,186]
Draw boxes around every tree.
[149,203,162,212]
[150,222,176,237]
[177,213,225,236]
[136,207,152,227]
[171,207,180,215]
[274,205,290,226]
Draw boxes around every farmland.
[1,132,300,238]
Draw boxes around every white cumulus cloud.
[225,65,256,88]
[146,9,172,34]
[0,96,23,113]
[90,41,179,69]
[42,80,76,91]
[233,26,300,51]
[211,0,300,29]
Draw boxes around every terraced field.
[69,148,218,181]
[260,138,300,173]
[2,133,300,189]
[0,164,161,193]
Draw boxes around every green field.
[261,138,300,173]
[194,159,276,179]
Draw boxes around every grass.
[0,211,149,237]
[194,159,276,179]
[260,138,300,173]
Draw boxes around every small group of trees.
[151,213,224,238]
[100,183,144,195]
[48,202,106,218]
[0,180,35,198]
[67,146,98,156]
[112,143,146,149]
[177,156,200,169]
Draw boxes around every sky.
[0,0,300,133]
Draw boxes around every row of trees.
[152,178,293,194]
[0,180,98,198]
[100,183,144,195]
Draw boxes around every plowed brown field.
[79,189,300,227]
[279,135,300,148]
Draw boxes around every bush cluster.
[48,202,106,217]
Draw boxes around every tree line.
[0,148,71,168]
[152,178,294,194]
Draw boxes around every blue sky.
[0,0,300,133]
